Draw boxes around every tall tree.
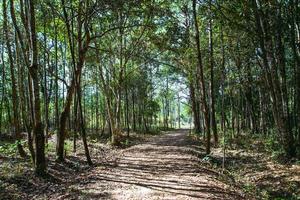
[28,0,46,175]
[208,0,218,144]
[251,0,295,157]
[3,0,26,158]
[192,0,211,154]
[56,0,91,161]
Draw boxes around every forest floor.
[0,129,299,200]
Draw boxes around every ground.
[66,130,245,200]
[0,130,299,199]
[1,130,245,200]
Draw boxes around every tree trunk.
[3,0,26,158]
[192,0,211,154]
[54,18,60,131]
[190,82,201,133]
[177,93,181,129]
[289,0,300,145]
[29,0,46,175]
[76,76,93,166]
[252,0,295,158]
[56,0,90,161]
[208,0,218,145]
[132,89,136,131]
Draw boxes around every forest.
[0,0,299,199]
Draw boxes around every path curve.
[71,130,244,200]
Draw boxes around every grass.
[188,129,300,200]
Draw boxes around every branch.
[90,24,153,41]
[47,69,70,89]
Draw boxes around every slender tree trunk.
[76,76,93,166]
[252,0,295,157]
[29,0,46,175]
[0,44,4,135]
[56,0,90,161]
[190,83,201,133]
[177,93,181,129]
[73,90,78,153]
[290,0,300,144]
[208,0,218,144]
[3,0,26,158]
[132,89,136,131]
[9,0,36,163]
[125,83,130,137]
[54,19,59,131]
[43,16,50,144]
[220,23,226,170]
[192,0,211,154]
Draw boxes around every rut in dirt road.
[70,130,245,200]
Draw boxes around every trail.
[68,130,244,200]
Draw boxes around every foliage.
[0,141,26,157]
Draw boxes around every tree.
[28,0,46,175]
[251,0,296,157]
[192,0,211,154]
[3,0,26,158]
[56,0,91,162]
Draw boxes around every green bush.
[0,141,26,157]
[265,134,281,152]
[264,134,287,161]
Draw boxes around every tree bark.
[190,82,201,133]
[29,0,46,175]
[252,0,295,157]
[76,75,93,166]
[56,0,90,161]
[208,0,218,145]
[3,0,26,158]
[192,0,211,154]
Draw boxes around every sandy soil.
[63,130,245,200]
[0,130,246,200]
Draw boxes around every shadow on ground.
[1,130,246,200]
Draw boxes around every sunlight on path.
[74,130,244,200]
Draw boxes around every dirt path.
[66,130,244,200]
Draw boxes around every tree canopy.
[0,0,299,198]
